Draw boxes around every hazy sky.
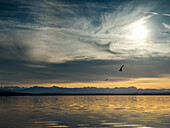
[0,0,170,88]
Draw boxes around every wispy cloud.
[0,0,170,86]
[163,13,170,17]
[163,23,170,30]
[144,11,158,15]
[0,0,164,63]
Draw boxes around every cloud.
[163,23,170,30]
[144,11,158,15]
[0,0,163,63]
[0,55,170,86]
[163,13,170,17]
[0,0,170,86]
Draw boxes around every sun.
[131,25,148,40]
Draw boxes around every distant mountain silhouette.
[0,86,170,95]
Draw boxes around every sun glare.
[131,25,148,40]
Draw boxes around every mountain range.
[0,86,170,94]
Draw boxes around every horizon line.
[1,86,170,90]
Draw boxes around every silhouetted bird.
[119,65,124,72]
[105,78,109,81]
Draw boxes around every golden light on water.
[1,95,169,128]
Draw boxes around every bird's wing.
[119,65,124,71]
[121,65,124,69]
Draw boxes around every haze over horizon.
[0,0,170,89]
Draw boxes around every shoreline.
[1,91,170,96]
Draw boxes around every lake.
[0,96,170,128]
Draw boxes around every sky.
[0,0,170,89]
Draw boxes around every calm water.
[0,96,170,128]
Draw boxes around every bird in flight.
[119,65,124,72]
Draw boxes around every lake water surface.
[0,96,170,128]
